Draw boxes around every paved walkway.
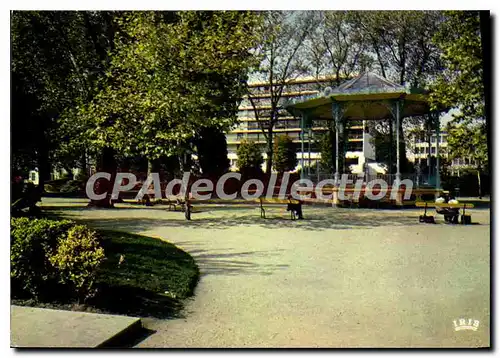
[11,305,141,348]
[41,198,490,348]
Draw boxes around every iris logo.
[453,318,480,331]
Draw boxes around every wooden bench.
[257,197,303,220]
[164,197,192,212]
[415,201,474,224]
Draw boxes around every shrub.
[273,135,298,174]
[59,179,85,194]
[11,218,75,299]
[44,183,58,193]
[11,218,105,303]
[49,225,105,302]
[236,139,264,178]
[74,171,89,183]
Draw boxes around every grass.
[13,229,200,319]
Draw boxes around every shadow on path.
[64,211,419,232]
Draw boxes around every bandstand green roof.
[285,72,438,120]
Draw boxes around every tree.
[430,11,484,124]
[65,11,261,207]
[236,140,264,177]
[430,11,487,197]
[446,122,487,197]
[319,131,334,174]
[351,11,445,173]
[370,121,412,174]
[305,11,372,86]
[351,11,443,87]
[194,127,230,178]
[272,135,297,174]
[12,11,117,192]
[247,11,314,174]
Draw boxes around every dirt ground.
[40,198,491,348]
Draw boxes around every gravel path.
[41,198,490,348]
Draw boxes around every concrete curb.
[11,305,144,348]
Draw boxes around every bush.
[49,225,105,302]
[11,218,75,299]
[74,171,89,182]
[236,139,264,178]
[11,218,105,303]
[59,179,85,194]
[273,135,298,174]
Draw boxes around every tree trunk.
[266,127,274,174]
[147,159,154,177]
[329,128,335,175]
[477,168,482,199]
[266,148,273,175]
[398,120,406,173]
[88,147,116,208]
[37,146,51,195]
[178,150,192,220]
[479,11,491,176]
[80,151,87,178]
[388,119,393,176]
[64,167,74,180]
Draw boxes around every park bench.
[164,197,191,212]
[416,201,474,224]
[257,197,303,220]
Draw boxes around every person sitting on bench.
[286,195,303,220]
[435,194,460,223]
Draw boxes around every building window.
[431,147,436,154]
[431,135,436,143]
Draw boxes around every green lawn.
[12,228,200,319]
[89,230,200,318]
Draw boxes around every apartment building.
[408,130,477,176]
[227,76,377,175]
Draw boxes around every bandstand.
[285,72,448,206]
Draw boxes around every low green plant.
[59,179,85,194]
[49,225,105,302]
[11,218,75,299]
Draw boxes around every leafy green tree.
[194,127,230,178]
[64,11,261,206]
[272,135,297,174]
[11,11,116,189]
[446,122,487,197]
[430,11,484,124]
[236,140,264,177]
[430,11,487,196]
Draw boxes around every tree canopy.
[65,11,261,161]
[430,11,487,179]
